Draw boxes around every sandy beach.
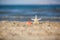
[0,21,60,40]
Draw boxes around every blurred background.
[0,0,60,21]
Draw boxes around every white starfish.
[31,15,41,24]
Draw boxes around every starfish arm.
[31,19,34,20]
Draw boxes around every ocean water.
[0,5,60,21]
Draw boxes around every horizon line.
[0,3,60,5]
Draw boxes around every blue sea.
[0,5,60,21]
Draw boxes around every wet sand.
[0,21,60,40]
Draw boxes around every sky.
[0,0,60,5]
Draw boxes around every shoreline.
[0,20,60,22]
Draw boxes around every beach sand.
[0,21,60,40]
